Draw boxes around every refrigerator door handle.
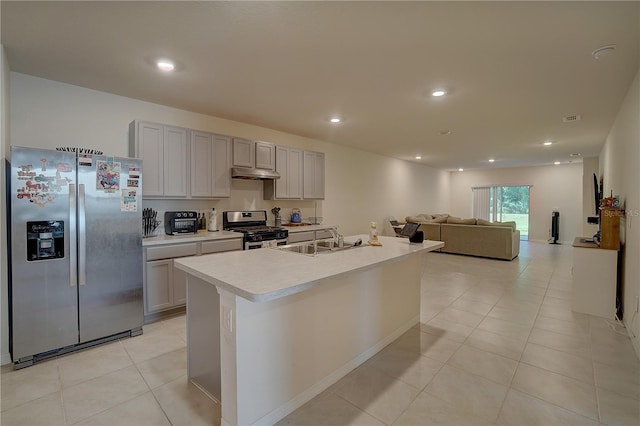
[79,184,87,286]
[69,184,77,287]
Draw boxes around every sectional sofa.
[405,214,520,260]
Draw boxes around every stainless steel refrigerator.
[9,146,143,368]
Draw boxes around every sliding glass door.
[490,186,530,240]
[473,185,530,240]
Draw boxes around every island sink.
[275,239,363,256]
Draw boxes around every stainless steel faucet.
[327,227,344,248]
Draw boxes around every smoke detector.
[563,114,582,123]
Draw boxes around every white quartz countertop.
[142,230,242,247]
[282,224,337,233]
[174,235,444,302]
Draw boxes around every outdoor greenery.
[500,186,530,214]
[491,186,530,240]
[502,213,529,238]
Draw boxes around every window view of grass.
[491,186,530,240]
[501,214,529,238]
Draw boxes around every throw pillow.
[405,215,431,224]
[447,217,477,225]
[476,218,492,226]
[432,216,448,223]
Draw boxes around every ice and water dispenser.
[26,221,65,261]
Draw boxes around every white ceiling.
[2,1,639,170]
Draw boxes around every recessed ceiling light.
[592,44,616,60]
[330,118,341,123]
[431,90,446,97]
[415,156,422,160]
[488,159,495,163]
[554,161,561,165]
[569,153,582,157]
[156,60,175,72]
[458,168,464,172]
[543,141,553,146]
[439,130,451,136]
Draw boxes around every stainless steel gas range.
[223,210,288,250]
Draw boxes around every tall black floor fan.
[550,211,560,244]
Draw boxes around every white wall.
[1,46,11,365]
[599,69,640,358]
[449,164,583,243]
[2,72,450,364]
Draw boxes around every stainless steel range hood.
[232,167,280,180]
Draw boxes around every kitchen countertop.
[174,235,443,302]
[142,230,242,247]
[143,224,336,246]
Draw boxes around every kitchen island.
[174,235,443,426]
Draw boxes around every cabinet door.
[303,151,325,199]
[255,141,275,170]
[275,146,290,199]
[163,126,189,197]
[145,260,173,313]
[172,262,187,306]
[272,146,302,199]
[138,122,164,197]
[190,131,213,197]
[288,148,303,199]
[232,138,254,167]
[212,135,231,197]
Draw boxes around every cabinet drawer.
[201,239,243,254]
[146,243,198,261]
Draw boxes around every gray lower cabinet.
[143,238,242,319]
[145,259,174,312]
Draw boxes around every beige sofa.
[406,215,520,260]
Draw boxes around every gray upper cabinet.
[130,120,230,199]
[232,138,254,168]
[212,134,232,197]
[264,146,302,200]
[163,126,189,197]
[131,121,164,197]
[190,131,231,198]
[303,150,325,199]
[255,141,276,170]
[130,121,188,198]
[233,138,275,170]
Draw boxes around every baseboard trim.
[1,352,12,366]
[250,314,419,426]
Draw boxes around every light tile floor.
[2,242,639,425]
